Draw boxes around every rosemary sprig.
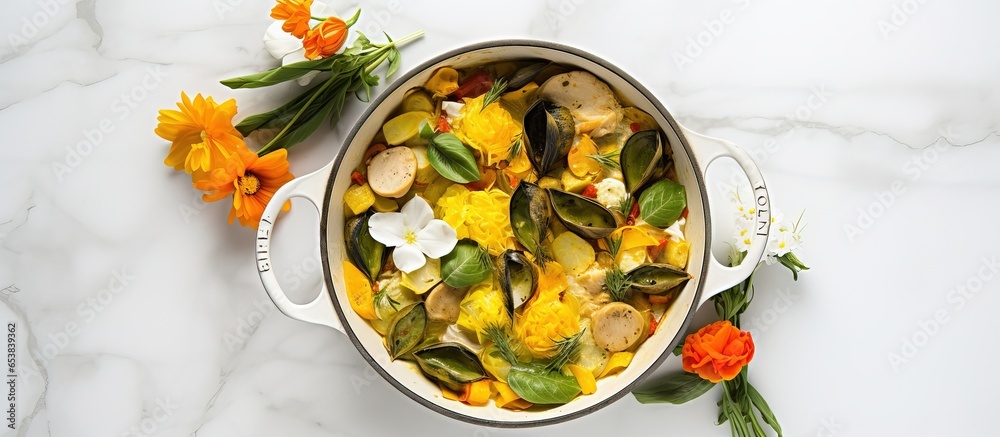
[544,329,585,372]
[616,193,634,217]
[506,135,523,162]
[483,323,520,364]
[373,286,400,312]
[588,150,621,170]
[603,236,631,302]
[480,78,507,112]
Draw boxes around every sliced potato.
[591,302,643,352]
[383,111,433,145]
[424,67,459,97]
[552,232,596,275]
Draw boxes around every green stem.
[256,75,337,155]
[254,30,424,156]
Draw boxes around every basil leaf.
[440,239,492,288]
[507,362,581,404]
[632,371,715,404]
[638,179,686,228]
[748,382,783,436]
[427,133,481,184]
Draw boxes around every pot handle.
[256,163,345,334]
[681,126,771,308]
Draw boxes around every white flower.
[368,196,458,273]
[262,1,339,86]
[734,219,753,252]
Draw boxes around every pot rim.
[318,39,714,427]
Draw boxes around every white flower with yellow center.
[368,196,458,273]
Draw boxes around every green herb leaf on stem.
[507,362,581,405]
[632,372,716,405]
[638,179,687,228]
[480,78,507,112]
[427,133,481,184]
[440,239,492,288]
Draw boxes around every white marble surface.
[1,0,999,435]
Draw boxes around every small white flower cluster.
[730,188,803,264]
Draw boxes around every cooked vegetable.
[424,67,460,96]
[462,379,494,406]
[402,88,435,114]
[567,364,597,395]
[372,194,399,212]
[560,168,595,193]
[567,135,601,177]
[342,260,377,320]
[367,147,417,198]
[552,232,595,276]
[591,302,644,352]
[400,257,441,294]
[409,145,438,186]
[662,239,690,268]
[344,183,375,215]
[425,282,466,323]
[598,351,634,378]
[383,111,434,145]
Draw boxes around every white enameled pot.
[254,40,771,427]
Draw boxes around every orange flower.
[195,148,294,229]
[270,0,313,39]
[302,16,348,59]
[681,320,755,383]
[155,92,245,180]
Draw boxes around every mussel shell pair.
[621,129,667,194]
[627,263,691,295]
[511,181,619,248]
[413,342,487,391]
[345,210,387,282]
[497,250,538,319]
[522,100,575,176]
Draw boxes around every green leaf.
[778,252,809,281]
[427,133,481,184]
[748,382,783,437]
[638,179,687,228]
[221,57,336,89]
[632,372,715,404]
[440,239,492,288]
[507,362,581,404]
[480,78,507,112]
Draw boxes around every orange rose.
[270,0,313,39]
[681,320,754,383]
[302,17,348,60]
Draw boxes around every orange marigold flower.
[270,0,313,39]
[302,16,348,60]
[681,320,755,383]
[194,148,294,229]
[155,92,245,180]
